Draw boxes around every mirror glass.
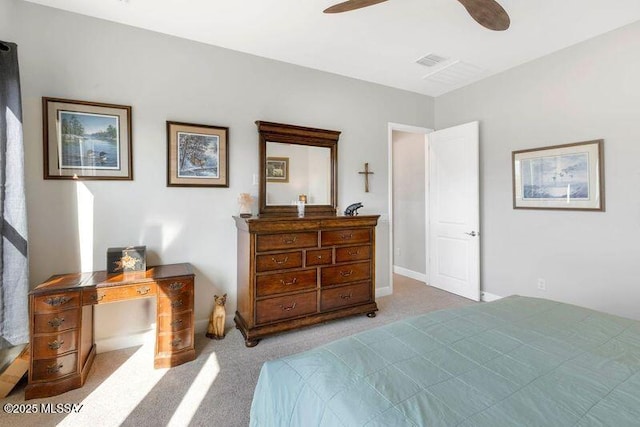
[265,142,331,206]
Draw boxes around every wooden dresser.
[26,263,195,399]
[234,215,379,347]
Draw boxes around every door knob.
[465,231,478,237]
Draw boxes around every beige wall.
[436,21,640,320]
[3,0,434,345]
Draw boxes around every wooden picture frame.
[43,97,132,180]
[167,121,229,187]
[512,139,604,211]
[266,157,289,183]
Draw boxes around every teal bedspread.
[250,296,640,426]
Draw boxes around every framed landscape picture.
[167,121,229,187]
[266,157,289,183]
[43,97,132,180]
[512,139,604,211]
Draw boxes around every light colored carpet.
[1,275,475,427]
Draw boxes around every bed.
[250,296,640,426]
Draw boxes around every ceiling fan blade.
[323,0,388,14]
[456,0,510,31]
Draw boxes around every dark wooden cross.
[358,162,374,193]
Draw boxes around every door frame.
[387,122,433,296]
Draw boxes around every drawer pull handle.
[340,233,353,240]
[340,293,353,300]
[48,317,65,328]
[137,286,151,295]
[46,296,71,307]
[279,278,298,286]
[280,302,297,311]
[340,270,353,277]
[48,339,64,350]
[91,293,105,302]
[46,363,63,374]
[316,255,323,259]
[282,236,297,244]
[171,300,184,308]
[347,249,360,256]
[168,282,185,292]
[271,256,289,265]
[171,338,183,347]
[170,319,184,327]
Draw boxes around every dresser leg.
[245,338,260,348]
[366,312,377,318]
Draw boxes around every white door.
[428,121,480,301]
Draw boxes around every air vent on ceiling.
[415,53,449,68]
[422,61,483,86]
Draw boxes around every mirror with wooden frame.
[257,121,339,217]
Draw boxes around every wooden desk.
[25,263,195,399]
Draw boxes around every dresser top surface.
[234,215,380,232]
[31,263,194,294]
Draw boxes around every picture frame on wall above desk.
[43,97,132,180]
[167,121,229,187]
[512,139,604,211]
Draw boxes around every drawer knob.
[340,233,353,240]
[279,278,298,286]
[171,299,184,308]
[46,296,71,307]
[46,363,63,374]
[271,256,289,265]
[282,236,297,244]
[171,338,183,347]
[347,249,360,256]
[170,319,184,328]
[316,255,323,259]
[280,302,297,311]
[91,293,105,302]
[137,286,151,295]
[340,269,353,277]
[48,339,64,350]
[48,317,65,328]
[168,282,185,292]
[340,293,353,300]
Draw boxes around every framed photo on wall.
[167,121,229,187]
[512,139,604,211]
[43,97,132,180]
[266,157,289,183]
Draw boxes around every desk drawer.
[321,228,370,247]
[158,290,194,313]
[256,232,318,252]
[335,245,371,263]
[33,308,80,334]
[158,278,194,297]
[33,292,80,314]
[31,352,77,382]
[256,269,317,297]
[321,282,372,311]
[83,283,157,305]
[256,252,303,272]
[256,291,317,324]
[321,261,371,286]
[157,311,192,333]
[157,328,193,353]
[32,330,78,360]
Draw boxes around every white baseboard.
[393,266,427,283]
[481,291,503,302]
[375,286,392,298]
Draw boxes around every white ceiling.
[23,0,640,96]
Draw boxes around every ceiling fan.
[323,0,510,31]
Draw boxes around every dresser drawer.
[83,283,157,305]
[31,352,77,382]
[157,328,193,353]
[306,249,332,266]
[256,269,317,297]
[32,330,78,359]
[158,278,194,297]
[158,290,194,313]
[256,291,317,324]
[256,251,303,272]
[157,311,192,333]
[33,308,80,334]
[321,228,371,246]
[335,245,371,263]
[321,282,372,311]
[321,261,371,286]
[256,232,318,252]
[33,292,80,314]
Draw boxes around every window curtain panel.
[0,40,29,348]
